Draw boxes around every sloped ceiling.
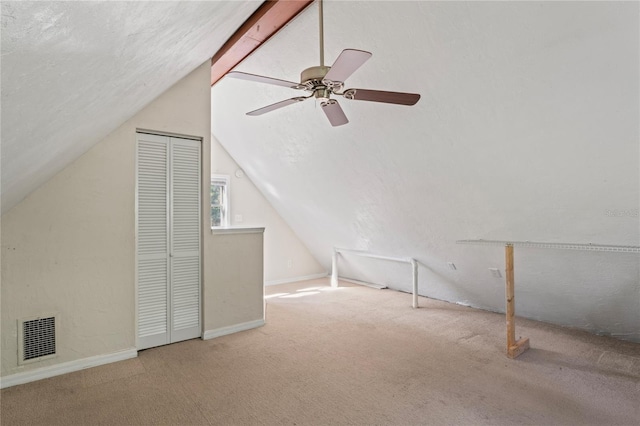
[212,1,639,340]
[1,0,261,213]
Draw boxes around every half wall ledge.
[211,227,265,235]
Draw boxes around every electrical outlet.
[489,268,502,278]
[287,259,293,269]
[447,262,457,270]
[234,214,243,223]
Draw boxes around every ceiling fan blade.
[343,89,420,106]
[321,99,349,127]
[227,71,302,89]
[324,49,372,84]
[247,97,308,116]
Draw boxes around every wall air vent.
[18,315,58,365]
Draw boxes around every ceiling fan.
[225,0,421,127]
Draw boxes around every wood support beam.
[505,244,530,359]
[211,0,314,86]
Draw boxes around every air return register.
[18,315,58,365]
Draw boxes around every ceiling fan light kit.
[226,0,421,127]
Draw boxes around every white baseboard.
[339,277,388,289]
[202,319,265,340]
[0,348,137,389]
[264,272,328,286]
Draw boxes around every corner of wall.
[208,133,326,283]
[1,60,213,380]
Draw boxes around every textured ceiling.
[1,0,260,213]
[212,1,639,340]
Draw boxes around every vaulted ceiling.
[1,1,638,341]
[212,1,639,340]
[1,0,260,213]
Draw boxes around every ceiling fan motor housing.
[300,65,333,94]
[300,65,330,85]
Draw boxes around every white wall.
[212,2,639,341]
[210,134,326,284]
[1,61,212,377]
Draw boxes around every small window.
[211,175,229,228]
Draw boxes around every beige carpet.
[2,278,639,425]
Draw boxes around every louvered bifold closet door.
[169,138,201,343]
[137,134,201,350]
[137,133,170,350]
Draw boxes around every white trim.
[265,272,329,286]
[202,319,265,340]
[136,128,202,141]
[211,227,265,235]
[0,348,137,389]
[339,277,388,289]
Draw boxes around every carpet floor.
[2,278,639,425]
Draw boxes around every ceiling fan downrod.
[319,0,324,67]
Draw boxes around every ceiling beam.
[211,0,314,86]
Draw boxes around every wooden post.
[506,244,516,348]
[505,244,530,358]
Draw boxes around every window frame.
[210,174,230,228]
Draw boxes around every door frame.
[134,130,204,350]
